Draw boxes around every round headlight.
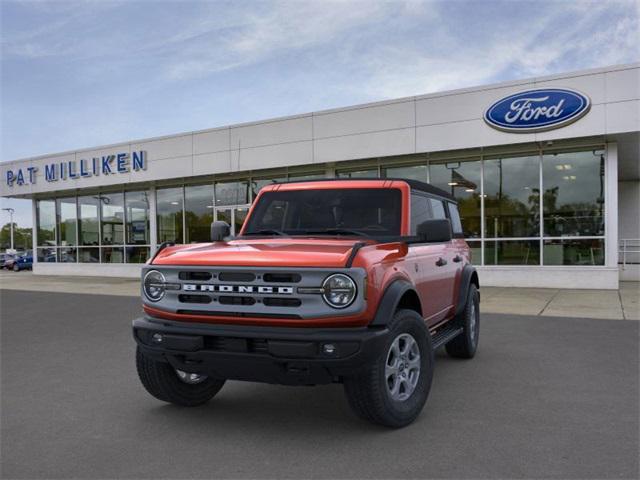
[322,273,357,309]
[143,270,166,302]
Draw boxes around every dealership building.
[1,63,638,289]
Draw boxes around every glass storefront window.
[466,240,481,264]
[36,200,56,246]
[78,247,100,263]
[336,169,378,178]
[157,187,184,243]
[215,181,249,206]
[287,172,324,181]
[384,164,428,182]
[542,150,605,237]
[252,177,286,199]
[101,247,124,263]
[100,193,124,245]
[58,247,77,263]
[37,246,56,262]
[77,196,100,246]
[484,155,540,238]
[543,239,604,265]
[430,159,481,238]
[484,240,540,265]
[126,246,150,263]
[125,191,150,245]
[185,184,214,243]
[56,198,77,246]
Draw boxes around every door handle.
[435,257,447,267]
[453,255,462,263]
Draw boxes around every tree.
[0,223,32,251]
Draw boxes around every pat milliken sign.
[484,88,591,133]
[5,150,147,187]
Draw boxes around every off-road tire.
[136,347,225,406]
[343,309,434,428]
[445,284,480,359]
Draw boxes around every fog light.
[152,333,163,344]
[323,343,336,355]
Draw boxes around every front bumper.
[133,316,390,385]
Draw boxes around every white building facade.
[2,63,639,289]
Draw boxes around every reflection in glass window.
[215,181,249,206]
[252,177,286,199]
[37,246,57,262]
[37,200,56,246]
[543,151,605,237]
[125,191,150,245]
[59,247,77,263]
[484,155,540,238]
[384,164,428,182]
[448,203,463,235]
[100,193,124,245]
[157,187,184,243]
[287,172,324,181]
[101,247,124,263]
[543,239,604,265]
[430,160,481,238]
[410,194,432,235]
[78,247,100,263]
[56,198,77,246]
[234,207,249,235]
[185,184,214,243]
[336,169,378,178]
[78,196,100,246]
[429,199,446,219]
[466,240,481,264]
[484,240,540,265]
[126,246,150,263]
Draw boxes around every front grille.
[219,272,256,282]
[179,271,213,281]
[263,273,301,283]
[178,294,212,304]
[263,297,302,307]
[219,296,256,306]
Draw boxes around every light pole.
[2,207,15,251]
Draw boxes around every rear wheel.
[136,347,225,406]
[343,309,434,428]
[446,284,480,359]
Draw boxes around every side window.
[448,203,463,235]
[410,194,432,234]
[429,198,447,219]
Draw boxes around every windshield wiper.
[304,228,368,237]
[243,229,288,236]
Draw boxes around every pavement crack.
[538,289,561,316]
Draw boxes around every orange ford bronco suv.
[133,179,480,427]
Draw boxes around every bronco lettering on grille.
[182,284,294,294]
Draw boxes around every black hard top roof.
[279,178,456,202]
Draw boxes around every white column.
[31,199,37,264]
[605,142,618,271]
[149,186,158,253]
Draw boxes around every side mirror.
[416,219,452,243]
[211,221,231,242]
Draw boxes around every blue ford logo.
[484,88,591,133]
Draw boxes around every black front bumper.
[133,316,390,385]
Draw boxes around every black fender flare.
[454,265,479,317]
[370,280,419,326]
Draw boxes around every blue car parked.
[13,252,33,271]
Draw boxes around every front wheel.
[343,309,434,428]
[136,347,225,406]
[12,263,19,272]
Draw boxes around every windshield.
[243,188,402,237]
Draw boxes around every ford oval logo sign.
[484,88,591,133]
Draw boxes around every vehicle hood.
[151,238,374,268]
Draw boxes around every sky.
[1,0,639,228]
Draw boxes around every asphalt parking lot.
[1,289,638,479]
